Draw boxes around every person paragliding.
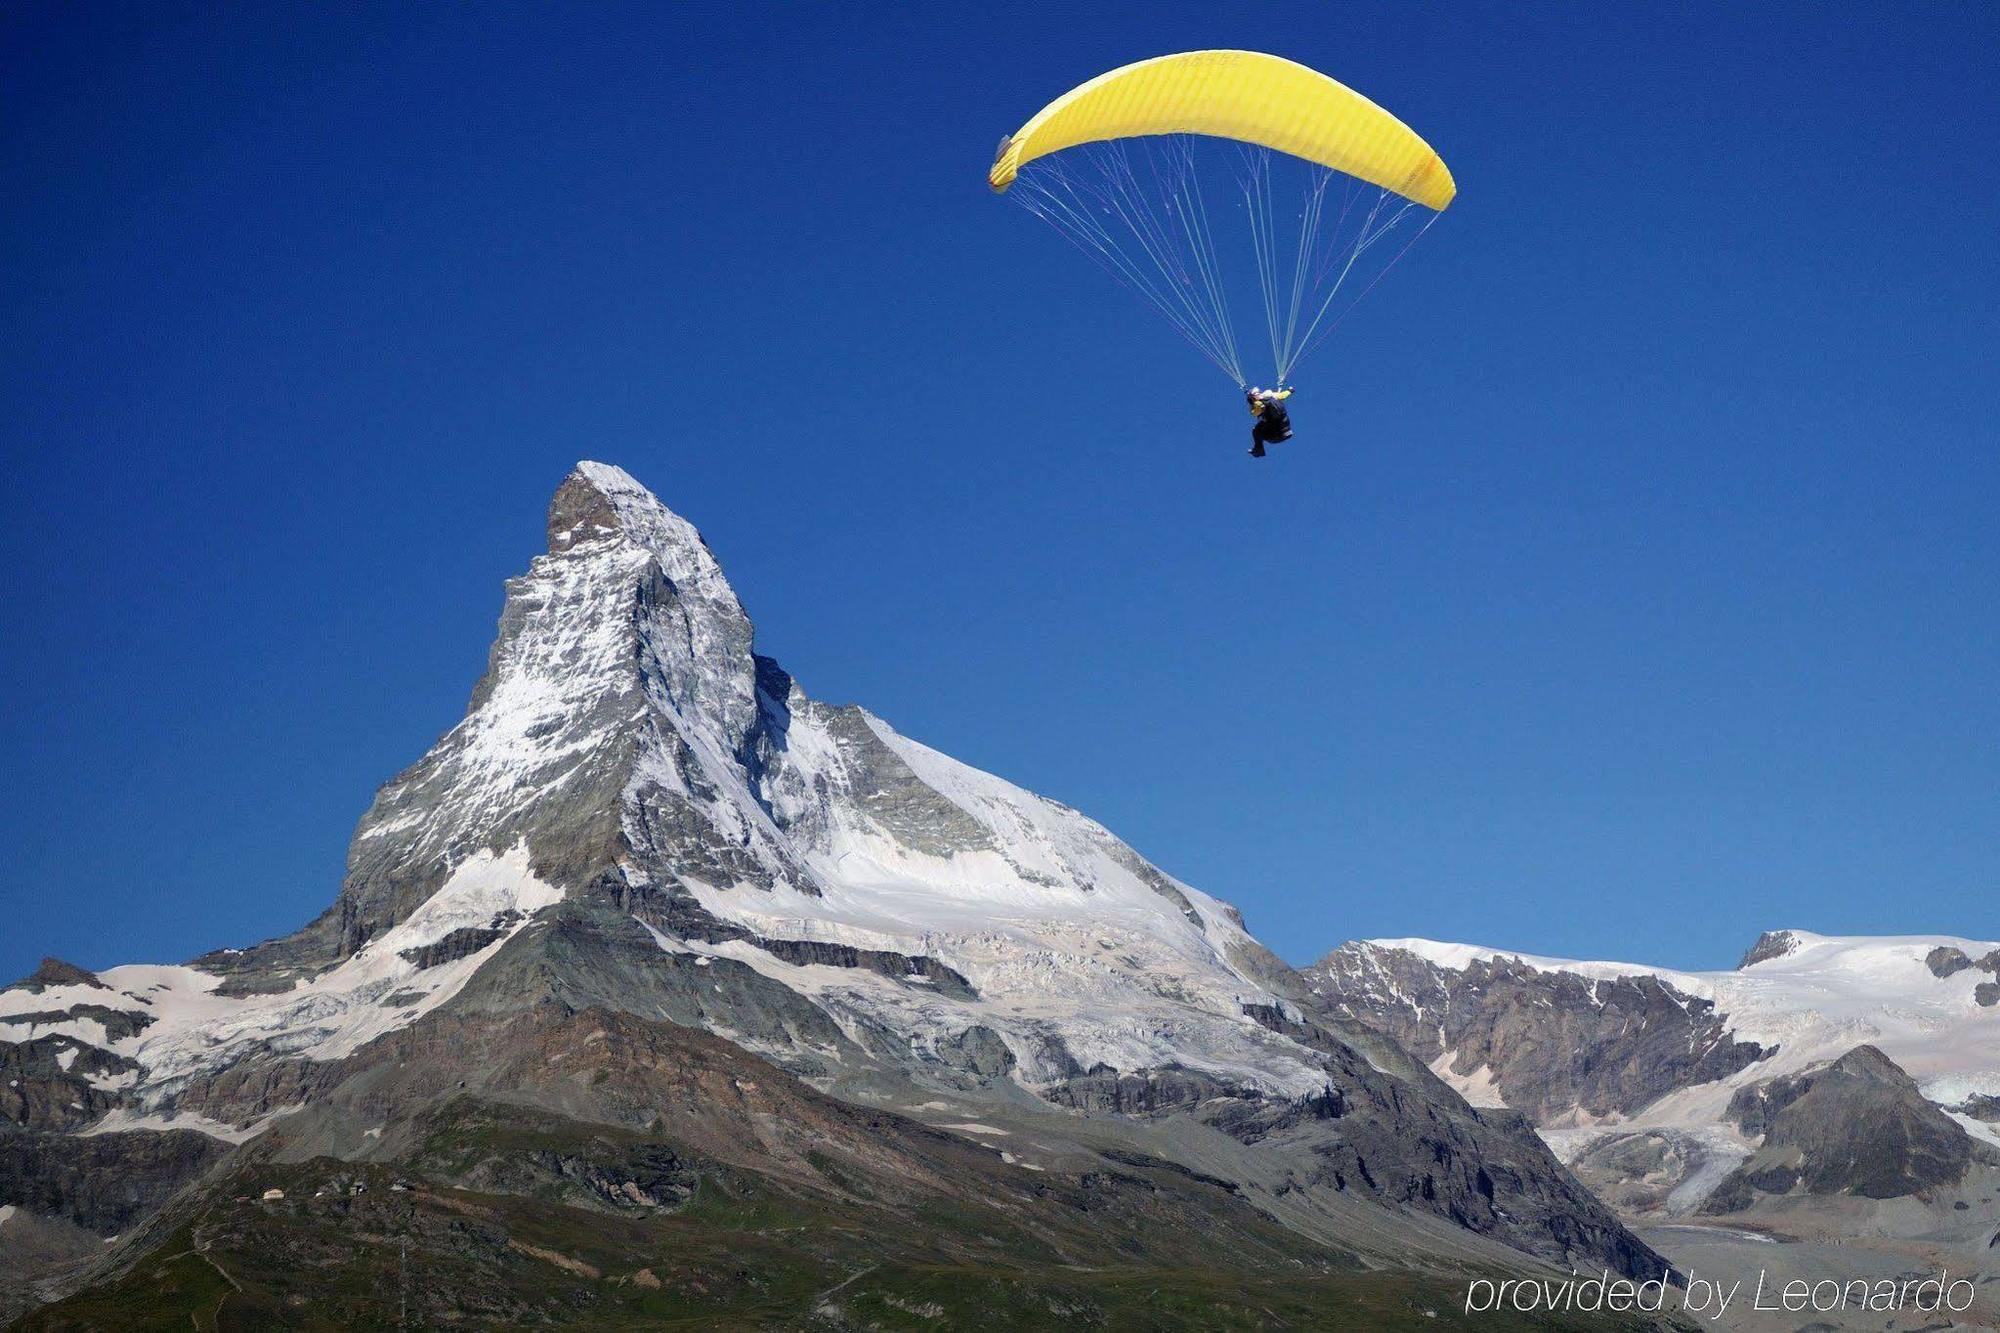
[989,50,1454,460]
[1246,386,1293,458]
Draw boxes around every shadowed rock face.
[1,1037,138,1132]
[1704,1045,1981,1211]
[744,937,978,1000]
[0,1130,226,1235]
[1299,942,1771,1121]
[1190,1001,1667,1281]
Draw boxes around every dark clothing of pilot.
[1247,387,1294,458]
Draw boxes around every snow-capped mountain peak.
[10,463,1315,1108]
[0,463,1674,1287]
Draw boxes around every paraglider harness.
[1247,386,1293,458]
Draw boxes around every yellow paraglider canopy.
[989,50,1454,211]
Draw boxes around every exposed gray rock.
[1705,1045,1980,1211]
[1566,1132,1690,1215]
[747,938,976,1000]
[1978,982,2000,1008]
[171,1048,348,1129]
[807,704,997,858]
[1214,997,1665,1279]
[933,1025,1015,1079]
[398,923,512,970]
[1300,941,1771,1121]
[1723,1068,1812,1141]
[1927,945,1975,978]
[0,1036,136,1131]
[1043,1064,1252,1116]
[450,903,857,1071]
[0,1004,154,1044]
[4,960,107,995]
[1738,930,1804,969]
[0,1130,225,1235]
[1106,840,1204,925]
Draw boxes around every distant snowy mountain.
[1316,930,2000,1140]
[1,463,1661,1321]
[1300,929,2000,1236]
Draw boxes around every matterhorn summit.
[184,461,1333,1097]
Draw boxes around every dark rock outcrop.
[1738,930,1804,969]
[1043,1064,1251,1116]
[4,960,107,994]
[933,1025,1015,1079]
[748,938,976,1000]
[1218,999,1667,1280]
[0,1037,136,1132]
[1953,1094,2000,1123]
[1705,1045,1979,1211]
[1927,945,1975,978]
[0,1004,155,1044]
[399,923,511,969]
[0,1130,225,1234]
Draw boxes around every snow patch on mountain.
[1428,1054,1507,1108]
[678,704,1324,1096]
[0,846,561,1128]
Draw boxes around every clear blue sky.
[3,4,1995,983]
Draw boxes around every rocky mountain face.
[0,463,1665,1325]
[1702,1045,1984,1212]
[1301,942,1772,1122]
